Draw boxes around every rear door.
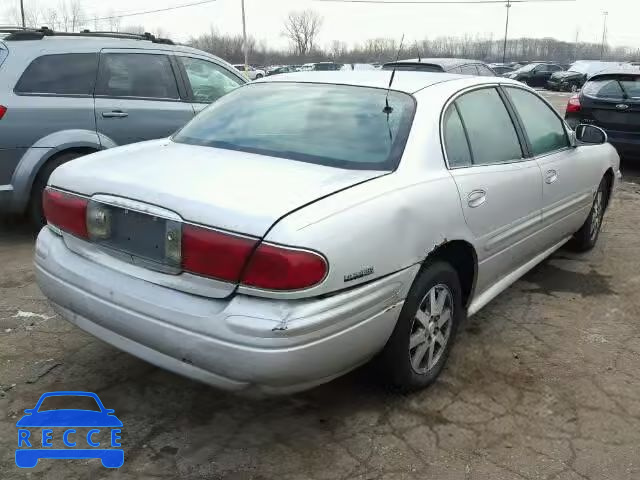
[443,86,543,291]
[94,49,194,146]
[175,55,245,113]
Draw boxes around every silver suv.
[0,28,245,225]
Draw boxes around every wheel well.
[424,240,477,308]
[603,168,614,210]
[32,147,97,189]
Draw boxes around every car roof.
[255,70,478,93]
[1,36,211,57]
[390,58,484,68]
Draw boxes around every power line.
[82,0,218,23]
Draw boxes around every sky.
[2,0,640,51]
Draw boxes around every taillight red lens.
[242,243,327,290]
[181,225,257,282]
[566,95,581,113]
[42,188,89,238]
[0,105,7,120]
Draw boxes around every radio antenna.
[383,33,404,114]
[415,40,421,62]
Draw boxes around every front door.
[175,56,245,114]
[443,87,543,294]
[503,86,596,244]
[94,50,194,146]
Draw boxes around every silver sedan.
[35,71,620,394]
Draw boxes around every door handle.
[467,189,487,208]
[102,110,128,118]
[545,169,558,184]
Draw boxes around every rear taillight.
[566,95,581,113]
[180,224,327,290]
[42,188,89,238]
[242,243,327,291]
[0,105,6,120]
[181,224,257,282]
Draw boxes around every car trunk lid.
[48,140,386,297]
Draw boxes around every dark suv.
[0,28,245,225]
[382,58,496,76]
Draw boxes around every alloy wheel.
[589,190,604,241]
[409,284,453,374]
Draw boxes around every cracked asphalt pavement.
[2,91,640,479]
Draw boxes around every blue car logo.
[15,391,123,468]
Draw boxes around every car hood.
[49,139,386,237]
[551,71,584,80]
[16,410,123,427]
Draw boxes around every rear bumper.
[35,228,416,394]
[606,131,640,156]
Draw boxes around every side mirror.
[575,124,607,145]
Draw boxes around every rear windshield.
[583,76,640,100]
[382,63,443,72]
[173,83,415,170]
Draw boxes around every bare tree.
[283,9,323,57]
[4,1,42,28]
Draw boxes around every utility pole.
[502,0,511,63]
[600,11,608,59]
[20,0,26,28]
[241,0,249,77]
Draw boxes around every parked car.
[565,70,640,157]
[300,62,343,71]
[35,71,619,394]
[232,64,265,80]
[489,63,515,76]
[547,61,631,92]
[0,28,246,226]
[504,62,564,86]
[382,58,495,76]
[266,65,298,76]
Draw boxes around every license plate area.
[88,202,182,274]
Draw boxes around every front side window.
[180,57,243,104]
[506,87,568,156]
[443,105,472,167]
[96,53,179,99]
[476,65,495,77]
[454,88,522,165]
[174,83,415,170]
[15,53,98,95]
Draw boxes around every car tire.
[570,84,578,93]
[28,151,85,228]
[255,74,263,79]
[570,176,608,252]
[379,260,463,391]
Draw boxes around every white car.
[232,64,264,80]
[35,72,620,394]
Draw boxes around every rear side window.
[96,53,179,99]
[454,88,522,165]
[443,105,472,167]
[15,53,98,95]
[506,87,568,155]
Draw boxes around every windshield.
[174,83,415,170]
[38,395,101,412]
[583,76,640,100]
